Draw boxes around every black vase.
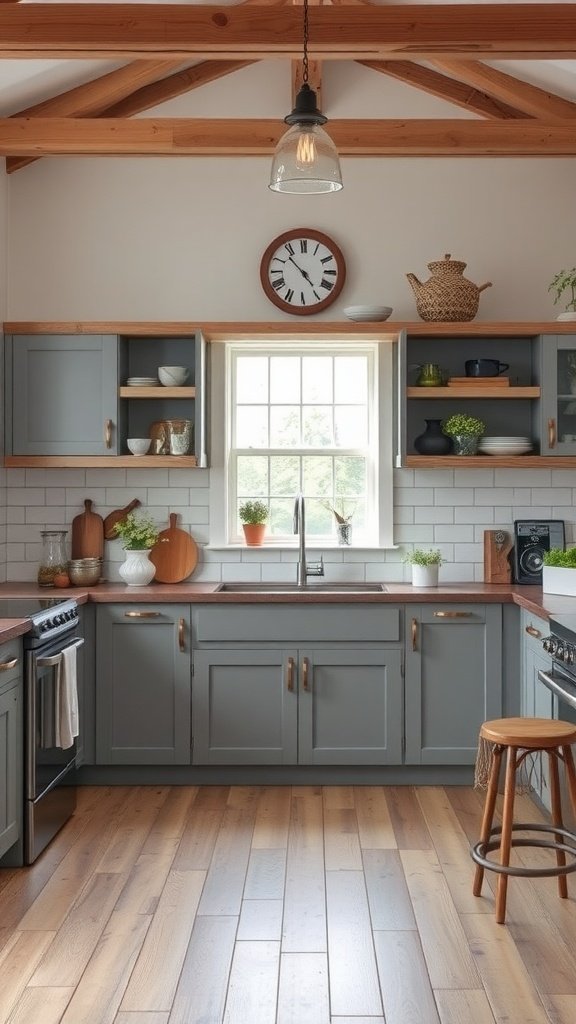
[413,419,453,455]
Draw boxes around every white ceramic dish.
[344,305,393,322]
[127,438,152,455]
[158,365,189,386]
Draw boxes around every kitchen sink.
[215,582,388,594]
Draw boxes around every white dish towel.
[55,644,79,750]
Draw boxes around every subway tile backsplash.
[1,466,576,584]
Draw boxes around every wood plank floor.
[0,784,575,1024]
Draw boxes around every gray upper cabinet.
[96,605,191,765]
[538,334,576,455]
[7,334,119,456]
[404,604,502,764]
[0,640,23,860]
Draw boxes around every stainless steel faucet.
[293,492,324,587]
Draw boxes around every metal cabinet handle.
[433,611,473,618]
[178,617,185,652]
[124,611,161,618]
[411,618,417,651]
[548,417,556,449]
[105,418,113,449]
[0,657,18,671]
[302,657,310,691]
[287,656,295,692]
[526,625,543,638]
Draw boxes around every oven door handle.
[538,667,576,711]
[37,637,85,668]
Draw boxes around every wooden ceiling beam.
[0,5,575,61]
[432,59,576,119]
[358,60,530,120]
[3,117,576,156]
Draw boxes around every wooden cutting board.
[149,513,199,583]
[103,498,142,540]
[483,529,513,584]
[71,499,104,559]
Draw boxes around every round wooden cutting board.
[149,513,199,583]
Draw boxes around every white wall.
[4,62,576,582]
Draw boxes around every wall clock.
[260,228,346,315]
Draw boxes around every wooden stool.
[471,717,576,924]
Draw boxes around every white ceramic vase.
[119,548,156,586]
[412,563,439,587]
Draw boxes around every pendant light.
[269,0,343,194]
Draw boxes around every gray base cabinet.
[0,641,22,859]
[521,610,553,809]
[96,605,191,765]
[404,604,502,765]
[193,646,403,766]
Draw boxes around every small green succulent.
[442,413,485,437]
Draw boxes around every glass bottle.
[38,530,68,587]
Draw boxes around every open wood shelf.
[118,386,196,398]
[405,455,576,467]
[406,386,540,399]
[3,455,199,468]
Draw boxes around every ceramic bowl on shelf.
[127,438,151,456]
[343,305,393,322]
[158,365,189,386]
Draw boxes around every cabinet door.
[0,682,22,859]
[96,605,191,765]
[405,605,502,765]
[9,334,118,455]
[539,334,576,455]
[298,647,403,765]
[192,649,298,764]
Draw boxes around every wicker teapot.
[406,254,492,322]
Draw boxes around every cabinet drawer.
[0,639,22,693]
[195,605,401,643]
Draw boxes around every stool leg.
[496,744,517,924]
[561,744,576,823]
[473,743,503,897]
[548,749,568,899]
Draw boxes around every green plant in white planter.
[548,268,576,321]
[442,413,486,456]
[542,546,576,595]
[403,548,444,587]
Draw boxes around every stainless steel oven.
[0,597,83,863]
[538,615,576,828]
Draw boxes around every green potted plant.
[113,511,162,586]
[548,268,576,321]
[403,547,444,587]
[542,546,576,595]
[442,413,486,456]
[323,500,356,545]
[238,500,269,546]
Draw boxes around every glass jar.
[38,530,68,587]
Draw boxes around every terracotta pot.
[242,523,266,546]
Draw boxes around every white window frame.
[209,335,394,549]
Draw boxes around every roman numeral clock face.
[260,229,346,315]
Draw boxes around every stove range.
[0,597,80,648]
[540,615,576,712]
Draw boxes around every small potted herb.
[403,547,444,587]
[548,268,576,321]
[442,413,486,456]
[113,511,162,586]
[238,500,269,546]
[542,546,576,595]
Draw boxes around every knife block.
[483,530,513,584]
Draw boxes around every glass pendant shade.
[269,122,343,194]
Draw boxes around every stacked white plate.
[344,305,393,322]
[478,436,533,455]
[126,377,159,387]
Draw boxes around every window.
[210,339,393,548]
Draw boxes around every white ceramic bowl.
[127,438,151,456]
[344,305,393,322]
[158,365,189,386]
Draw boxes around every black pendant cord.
[302,0,310,86]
